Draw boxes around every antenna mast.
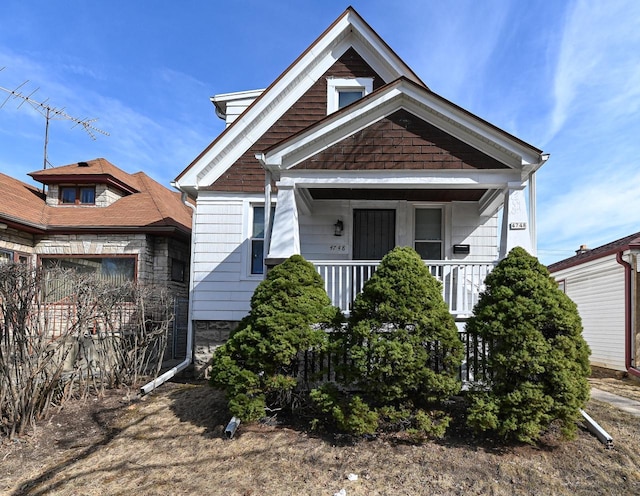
[0,68,109,169]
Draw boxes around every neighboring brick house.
[548,234,640,378]
[0,158,192,301]
[173,7,549,374]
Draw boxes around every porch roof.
[257,77,546,178]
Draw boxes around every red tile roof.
[1,159,191,236]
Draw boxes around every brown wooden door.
[353,209,396,260]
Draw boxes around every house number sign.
[330,245,347,252]
[509,222,527,230]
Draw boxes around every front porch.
[312,259,495,318]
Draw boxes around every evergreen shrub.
[465,247,591,443]
[209,255,342,421]
[312,246,463,436]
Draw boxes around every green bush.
[465,247,591,443]
[346,246,463,404]
[312,247,463,437]
[209,255,342,421]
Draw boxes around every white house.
[548,234,640,378]
[173,7,549,372]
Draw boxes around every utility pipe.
[140,191,196,396]
[615,251,640,379]
[580,409,613,449]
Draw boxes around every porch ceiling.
[307,188,487,201]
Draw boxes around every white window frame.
[243,202,275,279]
[326,77,374,114]
[413,206,444,260]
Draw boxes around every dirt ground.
[2,374,640,496]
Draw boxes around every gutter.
[140,190,196,395]
[615,251,640,379]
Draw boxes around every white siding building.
[548,233,640,377]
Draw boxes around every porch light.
[334,219,344,236]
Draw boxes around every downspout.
[615,251,640,379]
[140,190,197,395]
[528,171,536,254]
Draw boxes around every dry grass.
[2,380,640,496]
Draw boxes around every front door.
[353,209,396,260]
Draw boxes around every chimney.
[575,244,589,255]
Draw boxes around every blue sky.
[1,0,639,265]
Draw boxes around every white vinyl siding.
[551,256,626,371]
[297,200,498,262]
[450,203,498,261]
[191,193,263,322]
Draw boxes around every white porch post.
[266,183,300,265]
[499,182,533,259]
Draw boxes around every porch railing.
[294,327,493,387]
[312,260,496,317]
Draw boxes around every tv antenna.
[0,67,109,169]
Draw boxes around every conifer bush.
[209,255,341,422]
[465,247,591,443]
[312,246,463,436]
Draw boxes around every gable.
[207,48,384,192]
[294,109,509,172]
[175,7,426,194]
[260,77,544,178]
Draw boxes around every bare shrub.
[0,263,174,438]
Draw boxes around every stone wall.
[0,227,36,265]
[96,185,125,207]
[192,320,238,378]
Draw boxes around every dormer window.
[60,186,96,205]
[327,77,373,114]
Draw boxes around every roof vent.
[576,244,589,255]
[78,161,89,167]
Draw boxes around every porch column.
[265,184,300,266]
[499,183,533,259]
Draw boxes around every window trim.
[326,77,373,114]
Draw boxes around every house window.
[41,256,136,301]
[171,258,186,282]
[414,208,442,260]
[0,249,13,264]
[251,206,266,275]
[60,186,96,204]
[249,205,276,275]
[327,77,373,114]
[338,90,364,108]
[0,249,29,264]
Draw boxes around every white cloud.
[538,166,640,251]
[547,0,640,141]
